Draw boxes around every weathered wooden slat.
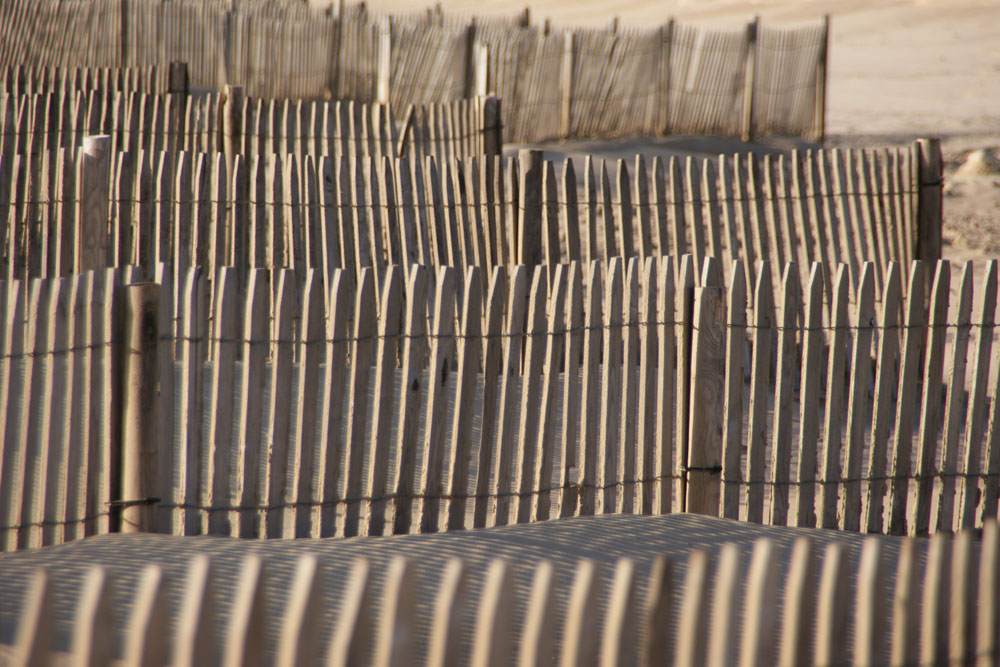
[416,267,457,534]
[886,262,926,535]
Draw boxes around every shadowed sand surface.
[0,514,919,662]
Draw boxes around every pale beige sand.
[0,514,913,663]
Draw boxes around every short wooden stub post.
[121,283,160,533]
[168,62,189,96]
[813,15,830,143]
[222,85,244,177]
[685,282,727,515]
[517,149,544,265]
[483,96,502,158]
[464,19,478,98]
[77,135,111,272]
[915,138,943,264]
[740,16,759,143]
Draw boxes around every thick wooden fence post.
[483,96,502,158]
[77,135,111,272]
[740,16,759,143]
[915,138,942,263]
[120,282,160,533]
[813,15,830,143]
[685,262,725,514]
[168,62,189,95]
[560,31,574,139]
[517,149,543,265]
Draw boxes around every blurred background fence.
[0,0,829,143]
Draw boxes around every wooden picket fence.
[1,140,941,294]
[0,64,169,95]
[0,0,829,143]
[1,256,996,552]
[2,522,998,666]
[0,85,501,169]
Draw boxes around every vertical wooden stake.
[740,16,759,143]
[813,15,830,143]
[376,17,391,105]
[660,20,675,135]
[77,135,111,272]
[121,282,159,533]
[464,19,478,98]
[517,149,543,265]
[470,42,489,102]
[560,31,574,139]
[915,138,942,264]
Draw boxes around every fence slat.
[843,263,876,532]
[578,260,603,517]
[518,560,557,667]
[559,559,601,667]
[855,538,887,666]
[793,264,823,527]
[706,544,740,667]
[493,265,529,525]
[778,538,815,667]
[619,260,640,514]
[599,259,624,514]
[341,268,376,538]
[12,570,52,667]
[949,528,976,665]
[327,560,375,667]
[937,262,974,533]
[864,263,901,534]
[601,558,639,667]
[746,261,773,524]
[70,566,114,665]
[363,265,403,537]
[514,267,549,524]
[372,556,417,667]
[223,555,266,667]
[769,264,799,526]
[536,265,567,521]
[887,262,926,535]
[977,521,999,667]
[426,559,470,667]
[740,539,779,667]
[814,542,850,666]
[174,555,218,667]
[263,269,294,539]
[889,538,920,667]
[818,265,849,529]
[560,262,585,518]
[416,266,456,534]
[122,564,168,667]
[921,532,951,665]
[473,266,506,528]
[470,560,515,667]
[959,260,998,530]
